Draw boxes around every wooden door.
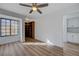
[25,21,35,39]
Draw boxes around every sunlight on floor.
[22,42,47,45]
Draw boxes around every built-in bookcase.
[63,15,79,44]
[67,17,79,33]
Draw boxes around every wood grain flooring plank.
[0,42,64,56]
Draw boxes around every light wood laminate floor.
[25,37,43,42]
[0,42,63,56]
[0,42,79,56]
[64,42,79,56]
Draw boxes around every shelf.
[67,27,79,28]
[67,27,79,33]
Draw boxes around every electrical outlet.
[72,35,74,38]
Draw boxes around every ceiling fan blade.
[29,10,33,13]
[37,3,48,8]
[19,3,32,7]
[37,9,42,14]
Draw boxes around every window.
[11,20,18,35]
[0,18,18,36]
[5,20,10,35]
[1,19,6,36]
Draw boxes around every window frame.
[0,18,19,37]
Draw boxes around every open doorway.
[25,21,35,42]
[25,21,43,42]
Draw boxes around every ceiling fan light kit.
[32,7,37,11]
[19,3,48,14]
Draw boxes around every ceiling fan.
[19,3,48,14]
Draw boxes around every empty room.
[0,3,79,56]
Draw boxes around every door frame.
[25,21,35,39]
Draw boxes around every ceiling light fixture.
[19,3,48,14]
[32,6,37,11]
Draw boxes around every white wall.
[0,14,22,44]
[35,4,79,47]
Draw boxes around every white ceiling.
[0,3,78,19]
